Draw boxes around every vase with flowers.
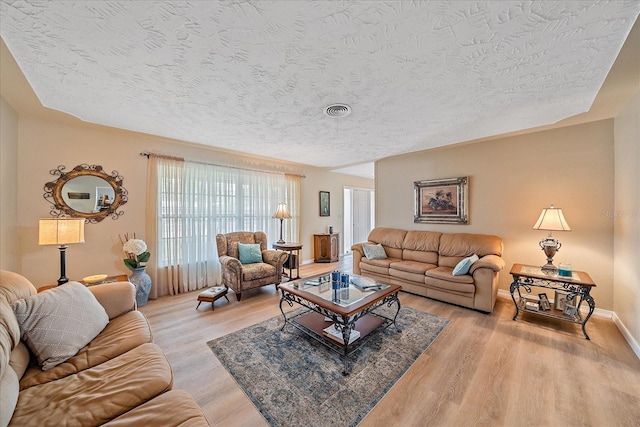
[120,234,152,307]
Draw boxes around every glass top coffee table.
[278,273,402,375]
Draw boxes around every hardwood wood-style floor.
[140,256,640,427]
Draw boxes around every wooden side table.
[272,242,302,281]
[509,263,596,339]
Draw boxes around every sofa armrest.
[469,255,505,274]
[88,281,136,320]
[351,243,365,274]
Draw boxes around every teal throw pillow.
[452,254,479,276]
[238,243,263,264]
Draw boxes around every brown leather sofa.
[0,270,209,427]
[352,227,505,313]
[216,231,289,300]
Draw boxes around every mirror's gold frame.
[44,164,128,223]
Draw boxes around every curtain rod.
[140,152,306,178]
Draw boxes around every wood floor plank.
[139,256,640,427]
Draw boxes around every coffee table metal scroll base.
[279,287,401,375]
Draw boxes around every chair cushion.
[242,263,277,281]
[11,282,109,370]
[238,243,263,264]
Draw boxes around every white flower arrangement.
[119,234,150,270]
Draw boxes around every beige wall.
[12,116,371,287]
[300,169,373,259]
[376,120,616,310]
[613,90,640,346]
[0,96,19,271]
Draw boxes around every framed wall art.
[414,176,468,224]
[319,191,330,216]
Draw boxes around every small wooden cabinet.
[314,233,339,263]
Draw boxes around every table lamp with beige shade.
[272,203,292,244]
[532,205,571,273]
[38,218,85,285]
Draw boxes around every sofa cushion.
[389,260,435,275]
[238,243,263,264]
[20,310,152,390]
[426,267,475,284]
[9,343,173,427]
[104,389,209,427]
[403,230,441,252]
[426,268,476,294]
[452,254,479,276]
[11,282,109,370]
[363,243,387,260]
[367,227,407,249]
[438,233,503,267]
[360,257,401,275]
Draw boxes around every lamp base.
[277,239,286,244]
[540,263,558,275]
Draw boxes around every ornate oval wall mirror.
[44,164,128,223]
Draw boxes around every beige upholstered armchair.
[216,231,289,301]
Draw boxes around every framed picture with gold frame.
[414,176,468,224]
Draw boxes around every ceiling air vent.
[324,104,351,117]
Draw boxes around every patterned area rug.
[207,305,449,427]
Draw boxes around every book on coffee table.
[323,324,360,344]
[350,276,383,291]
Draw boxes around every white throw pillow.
[11,281,109,370]
[363,243,387,260]
[452,254,479,276]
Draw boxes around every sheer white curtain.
[147,155,221,296]
[284,174,301,243]
[146,154,301,297]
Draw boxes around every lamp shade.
[532,205,571,231]
[39,218,85,245]
[272,203,292,220]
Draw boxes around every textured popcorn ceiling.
[1,1,639,174]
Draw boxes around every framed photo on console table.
[414,176,468,224]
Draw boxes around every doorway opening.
[343,187,375,253]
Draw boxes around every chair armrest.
[469,255,506,274]
[262,250,288,268]
[219,255,242,271]
[88,281,136,320]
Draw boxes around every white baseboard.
[497,289,639,360]
[612,312,640,360]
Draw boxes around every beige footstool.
[196,286,229,311]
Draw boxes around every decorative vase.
[128,266,152,307]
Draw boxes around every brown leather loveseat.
[0,270,209,427]
[352,227,505,313]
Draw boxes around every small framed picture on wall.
[319,191,330,216]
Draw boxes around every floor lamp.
[272,203,292,244]
[39,218,85,285]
